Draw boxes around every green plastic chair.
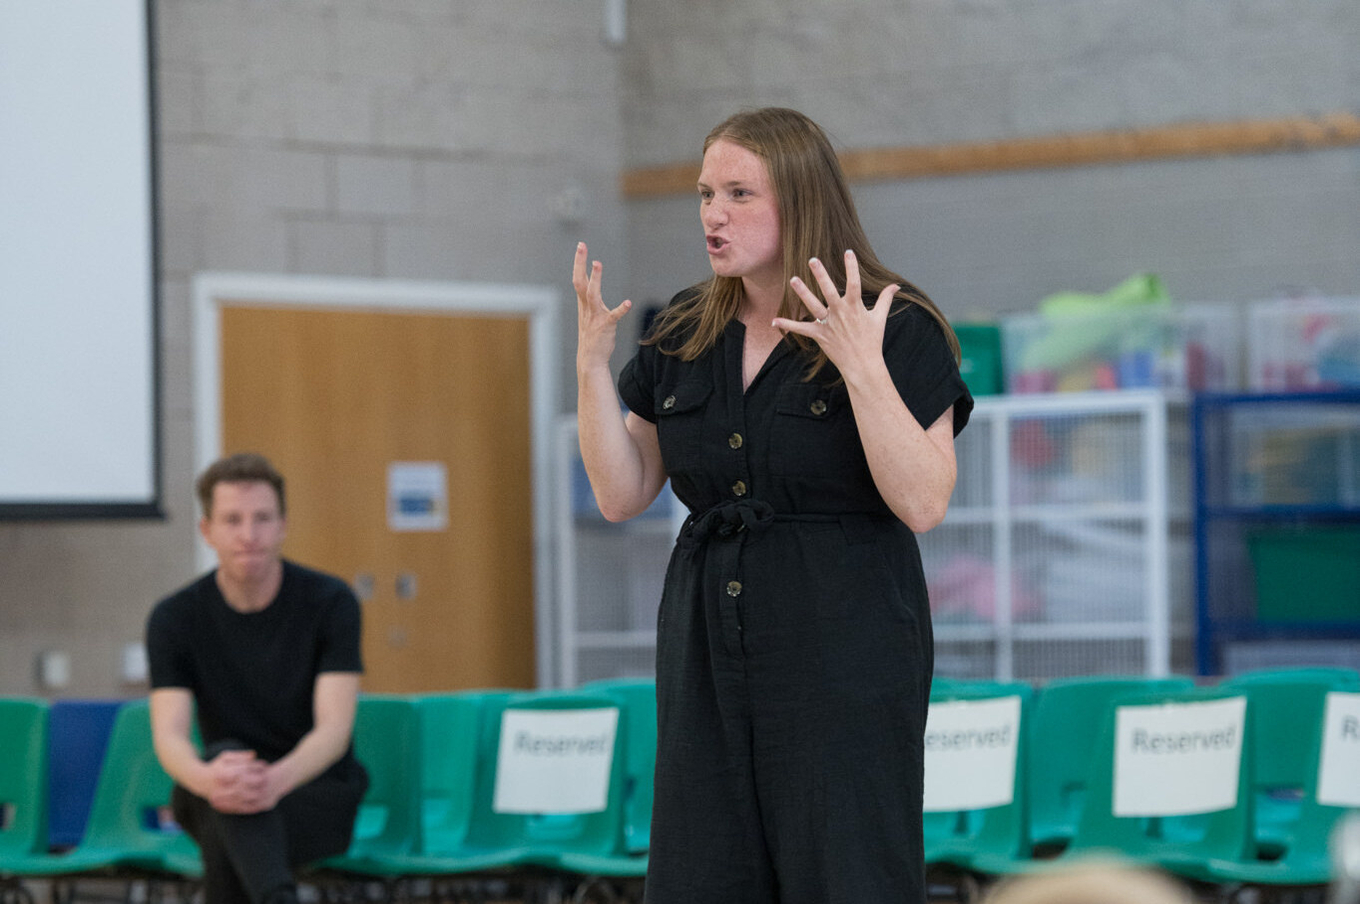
[470,690,646,884]
[969,685,1257,881]
[1220,671,1360,860]
[481,691,636,877]
[317,695,424,877]
[2,698,202,882]
[1186,685,1357,887]
[67,699,202,877]
[1022,675,1196,854]
[1069,687,1256,883]
[0,698,50,901]
[357,690,640,884]
[582,677,656,855]
[412,690,514,855]
[923,680,1034,873]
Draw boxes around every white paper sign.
[1317,692,1360,807]
[1113,696,1246,817]
[492,708,619,814]
[923,696,1022,812]
[386,461,448,532]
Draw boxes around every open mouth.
[707,235,728,253]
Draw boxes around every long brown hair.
[644,107,960,375]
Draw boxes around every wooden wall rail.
[621,113,1360,198]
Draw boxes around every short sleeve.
[884,303,974,436]
[146,595,195,690]
[618,288,704,423]
[316,584,364,674]
[618,343,659,423]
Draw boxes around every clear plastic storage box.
[1247,296,1360,391]
[1002,304,1240,394]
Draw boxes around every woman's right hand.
[573,242,632,371]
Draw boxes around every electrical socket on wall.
[36,650,71,689]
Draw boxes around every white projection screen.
[0,0,160,518]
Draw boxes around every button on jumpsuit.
[618,295,974,904]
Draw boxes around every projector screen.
[0,0,160,518]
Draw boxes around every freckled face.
[698,139,782,290]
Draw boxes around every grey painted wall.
[0,0,627,696]
[1,0,1357,695]
[618,0,1360,318]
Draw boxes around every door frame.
[192,271,561,686]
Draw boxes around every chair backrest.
[346,695,423,858]
[47,699,122,850]
[1067,686,1255,866]
[1026,675,1196,850]
[412,690,514,854]
[0,698,50,857]
[582,677,656,855]
[923,680,1033,861]
[465,690,628,858]
[1225,667,1360,688]
[1219,676,1360,864]
[1288,689,1360,864]
[79,699,193,856]
[1222,670,1360,791]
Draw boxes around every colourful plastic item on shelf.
[1003,276,1239,394]
[1020,274,1171,373]
[1248,296,1360,391]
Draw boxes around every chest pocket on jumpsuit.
[769,381,856,478]
[654,377,712,474]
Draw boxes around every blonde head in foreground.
[981,861,1197,904]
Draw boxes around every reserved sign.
[1113,696,1246,817]
[492,707,619,814]
[1317,691,1360,807]
[923,695,1022,812]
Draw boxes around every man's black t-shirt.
[146,560,364,781]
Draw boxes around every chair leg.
[956,872,982,904]
[49,879,75,904]
[1,881,37,904]
[570,877,619,904]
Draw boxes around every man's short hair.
[196,452,286,519]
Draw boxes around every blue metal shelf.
[1201,505,1360,520]
[1196,620,1360,639]
[1193,389,1360,407]
[1193,390,1360,675]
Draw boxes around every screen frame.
[0,0,162,520]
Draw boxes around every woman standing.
[574,107,972,904]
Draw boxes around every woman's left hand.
[772,249,898,382]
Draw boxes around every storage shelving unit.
[554,415,684,687]
[917,389,1195,680]
[555,392,1196,687]
[1192,391,1360,675]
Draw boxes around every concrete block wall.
[0,0,626,697]
[619,0,1360,320]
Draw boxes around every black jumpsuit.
[618,293,973,904]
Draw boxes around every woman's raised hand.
[773,249,898,382]
[573,242,632,370]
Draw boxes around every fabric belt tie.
[685,499,775,542]
[683,501,892,546]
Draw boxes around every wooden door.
[220,306,536,693]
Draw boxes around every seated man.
[147,452,369,904]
